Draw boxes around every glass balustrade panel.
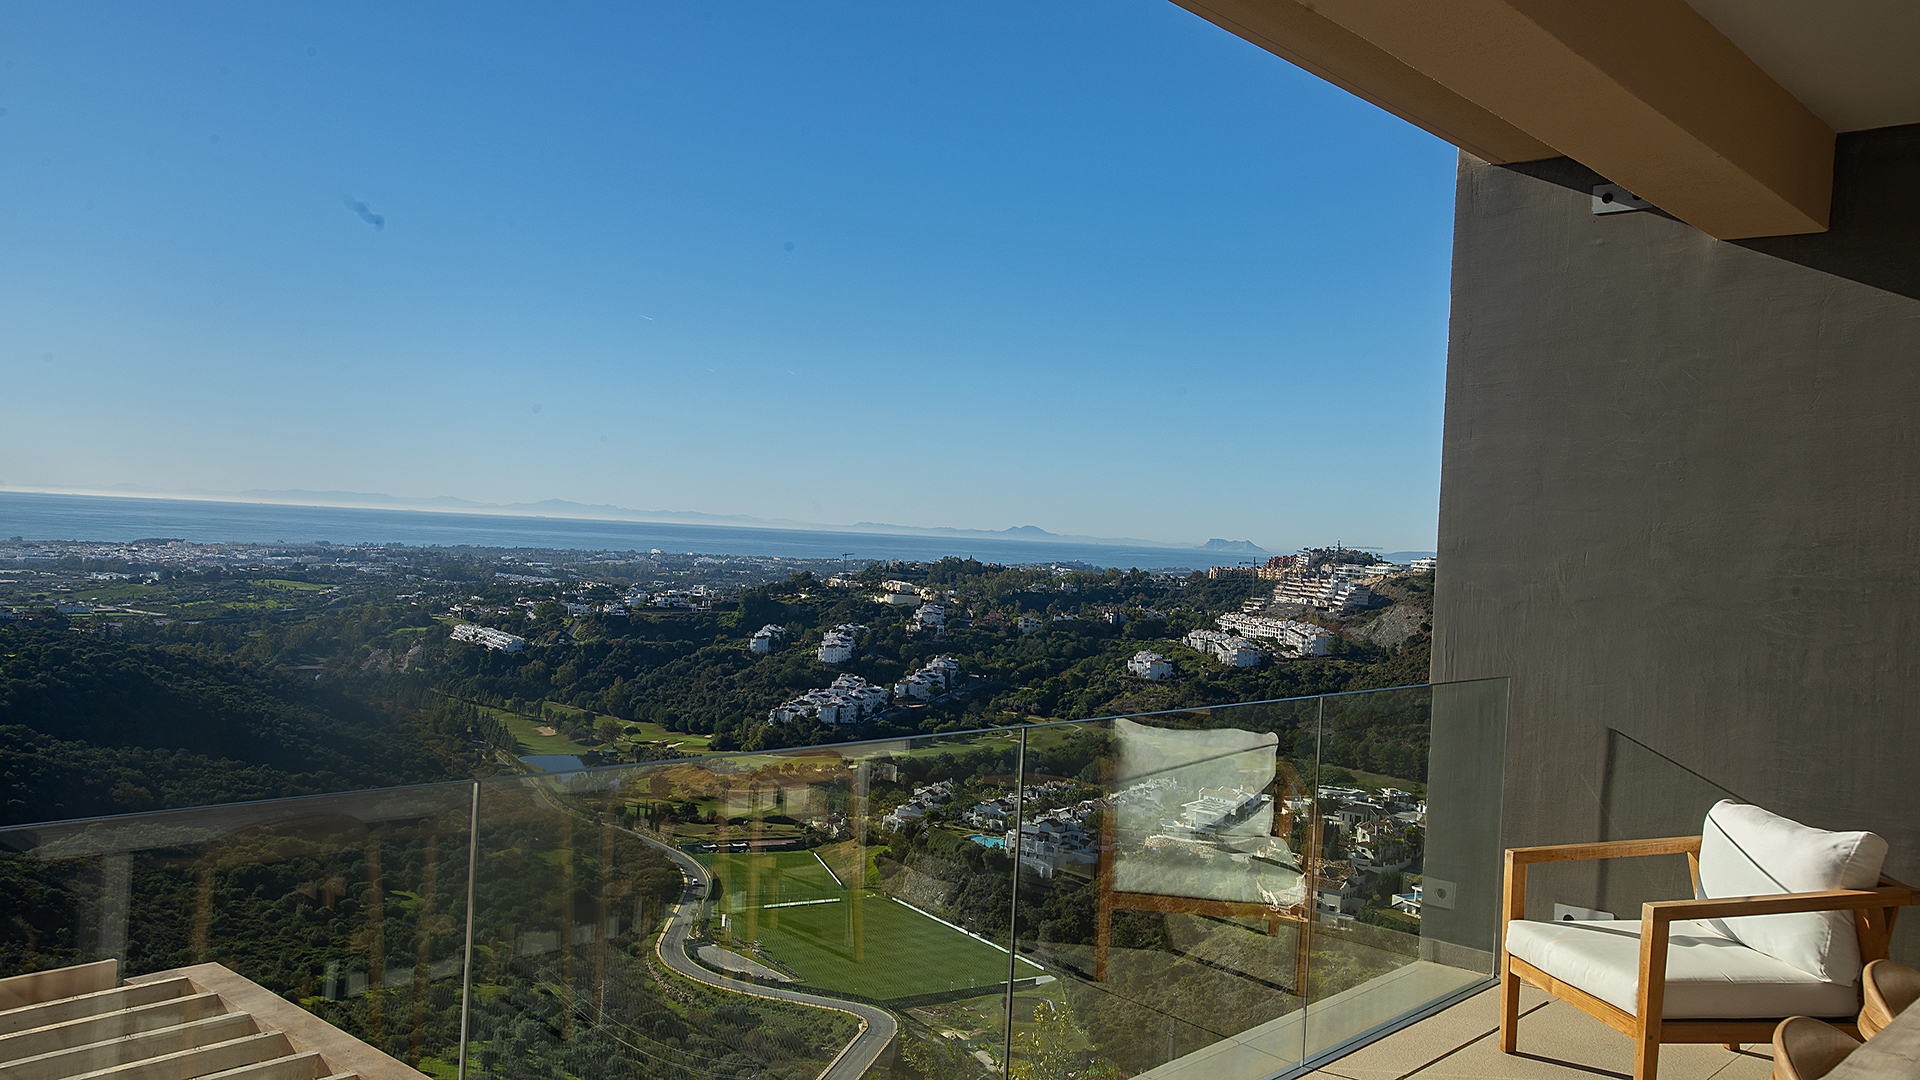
[1004,697,1321,1079]
[0,782,476,1073]
[463,728,1022,1080]
[0,677,1509,1080]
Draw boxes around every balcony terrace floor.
[1304,984,1779,1080]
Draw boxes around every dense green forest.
[0,626,460,824]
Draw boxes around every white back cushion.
[1697,800,1886,984]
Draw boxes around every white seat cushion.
[1698,800,1886,984]
[1507,919,1860,1019]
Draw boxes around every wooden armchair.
[1499,802,1913,1080]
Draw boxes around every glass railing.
[0,678,1507,1080]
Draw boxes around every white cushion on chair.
[1698,800,1887,984]
[1506,919,1860,1019]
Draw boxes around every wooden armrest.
[1501,836,1706,938]
[1506,835,1702,866]
[1633,884,1917,1019]
[1644,885,1914,924]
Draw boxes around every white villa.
[749,624,787,653]
[1126,650,1173,679]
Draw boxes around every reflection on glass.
[1303,687,1434,1059]
[0,680,1508,1080]
[1109,718,1292,906]
[0,785,475,1070]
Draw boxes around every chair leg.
[1498,960,1521,1053]
[1723,1042,1739,1051]
[1633,1026,1661,1080]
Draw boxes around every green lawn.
[473,699,711,764]
[700,850,1038,1000]
[622,719,713,752]
[704,850,845,909]
[539,702,713,754]
[494,710,598,756]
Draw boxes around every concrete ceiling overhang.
[1172,0,1919,240]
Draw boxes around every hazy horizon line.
[0,483,1322,554]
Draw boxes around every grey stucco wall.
[1432,125,1920,961]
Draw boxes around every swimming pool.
[968,834,1006,849]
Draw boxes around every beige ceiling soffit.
[1297,0,1835,238]
[1172,0,1554,164]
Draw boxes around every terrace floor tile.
[1302,984,1779,1080]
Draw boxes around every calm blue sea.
[0,491,1209,569]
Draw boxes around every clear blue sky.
[1,2,1457,552]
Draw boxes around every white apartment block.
[909,603,946,631]
[1183,629,1264,667]
[1009,812,1098,879]
[1173,786,1273,838]
[883,779,956,831]
[769,672,890,725]
[881,803,925,830]
[1127,650,1173,679]
[749,624,787,653]
[449,624,527,652]
[1326,578,1375,612]
[966,796,1015,831]
[1267,573,1378,614]
[894,655,962,700]
[1016,614,1043,634]
[894,672,940,700]
[1217,613,1335,657]
[817,623,864,663]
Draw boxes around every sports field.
[698,850,1038,1000]
[703,850,846,910]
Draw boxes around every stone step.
[0,981,195,1038]
[64,1029,296,1080]
[6,1012,261,1079]
[2,963,404,1080]
[0,963,120,1014]
[0,994,227,1061]
[193,1051,344,1080]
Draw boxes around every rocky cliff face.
[1349,603,1431,650]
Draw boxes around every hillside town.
[3,534,1438,774]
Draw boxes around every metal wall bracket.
[1592,183,1652,214]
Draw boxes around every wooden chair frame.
[1095,761,1318,992]
[1499,835,1914,1080]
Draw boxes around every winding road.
[626,830,899,1080]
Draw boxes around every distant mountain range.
[65,484,1324,554]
